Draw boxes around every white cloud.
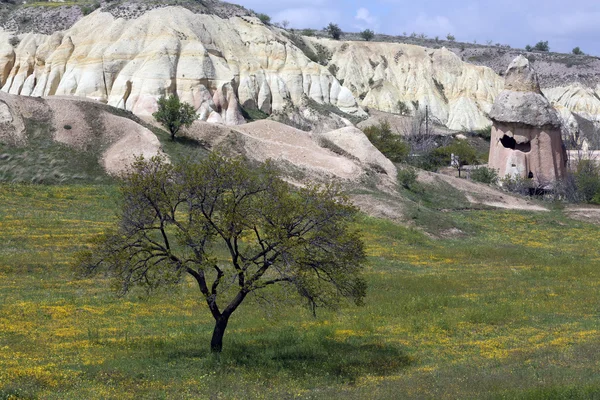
[354,7,379,31]
[355,8,377,25]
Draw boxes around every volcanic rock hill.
[0,0,598,143]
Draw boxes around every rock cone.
[488,56,566,187]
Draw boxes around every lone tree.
[76,154,367,353]
[533,40,549,52]
[572,47,584,55]
[325,23,343,40]
[360,29,375,41]
[152,94,198,140]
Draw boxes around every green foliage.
[76,154,366,352]
[572,46,584,55]
[397,100,410,116]
[325,22,343,40]
[3,184,600,397]
[152,94,198,140]
[473,125,492,141]
[360,29,375,41]
[397,166,418,189]
[500,174,532,195]
[363,120,409,163]
[301,28,315,36]
[257,13,271,25]
[470,166,499,185]
[525,44,533,52]
[534,40,549,52]
[446,33,456,41]
[240,106,269,121]
[431,140,478,172]
[80,2,99,15]
[575,160,600,203]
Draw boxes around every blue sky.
[234,0,600,55]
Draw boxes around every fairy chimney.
[488,55,567,186]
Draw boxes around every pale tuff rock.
[0,8,364,126]
[312,39,503,131]
[488,56,566,185]
[316,126,397,177]
[183,119,395,185]
[0,91,164,175]
[502,55,542,93]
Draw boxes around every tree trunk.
[210,315,230,353]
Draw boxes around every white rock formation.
[310,39,504,131]
[0,7,364,126]
[1,6,600,135]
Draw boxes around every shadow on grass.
[167,326,413,383]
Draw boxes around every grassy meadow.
[0,183,599,399]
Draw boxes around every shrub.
[257,13,271,25]
[446,33,455,41]
[397,167,418,189]
[501,174,532,196]
[397,101,410,116]
[363,120,409,163]
[360,29,375,42]
[302,29,315,37]
[152,94,198,140]
[325,23,343,40]
[432,140,478,167]
[525,45,533,52]
[471,166,499,185]
[473,126,492,141]
[572,47,584,55]
[575,160,600,203]
[81,3,100,15]
[533,40,549,52]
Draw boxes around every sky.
[233,0,600,56]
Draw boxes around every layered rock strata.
[0,7,364,125]
[488,56,567,185]
[311,39,504,131]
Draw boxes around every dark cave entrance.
[500,135,531,152]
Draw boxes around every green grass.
[1,184,599,399]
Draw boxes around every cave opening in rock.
[500,135,531,152]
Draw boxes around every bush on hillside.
[397,166,418,190]
[572,47,584,55]
[471,166,499,185]
[575,160,600,203]
[363,120,409,163]
[257,13,271,25]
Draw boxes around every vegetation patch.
[1,184,599,397]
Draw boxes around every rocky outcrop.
[488,56,566,185]
[310,39,503,131]
[0,91,164,176]
[0,4,600,138]
[183,119,396,185]
[0,7,364,126]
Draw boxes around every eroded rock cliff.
[0,7,364,126]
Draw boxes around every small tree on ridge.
[360,29,375,41]
[153,94,198,140]
[325,23,343,40]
